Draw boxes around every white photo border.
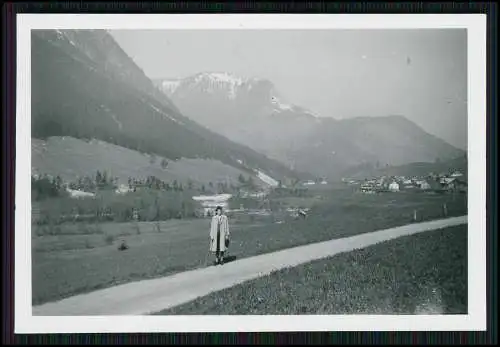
[15,14,487,333]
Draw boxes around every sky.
[110,29,467,149]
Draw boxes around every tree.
[247,176,255,189]
[161,158,169,169]
[238,174,246,184]
[95,170,102,187]
[55,175,63,190]
[101,171,108,187]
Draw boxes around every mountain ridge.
[154,72,465,179]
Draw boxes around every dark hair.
[215,206,223,212]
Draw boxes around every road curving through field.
[32,215,467,316]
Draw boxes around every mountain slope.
[32,136,271,188]
[31,30,305,185]
[294,115,465,178]
[155,73,465,179]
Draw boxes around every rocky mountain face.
[155,73,465,179]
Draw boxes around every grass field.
[32,189,467,305]
[157,224,467,315]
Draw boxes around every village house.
[115,184,132,195]
[360,183,376,194]
[402,182,417,191]
[388,181,400,192]
[419,180,432,190]
[192,194,232,217]
[443,178,468,192]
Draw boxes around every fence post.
[443,203,448,217]
[413,209,417,222]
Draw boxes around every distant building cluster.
[302,178,328,186]
[343,170,467,194]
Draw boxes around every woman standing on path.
[209,206,230,265]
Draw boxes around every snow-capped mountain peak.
[195,71,245,86]
[155,71,318,117]
[160,79,182,94]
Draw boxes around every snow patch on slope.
[54,29,76,46]
[255,170,279,187]
[270,95,294,111]
[100,105,123,130]
[161,80,181,94]
[195,72,244,99]
[149,103,185,126]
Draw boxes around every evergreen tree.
[101,171,108,187]
[161,158,169,169]
[238,174,246,184]
[95,170,102,187]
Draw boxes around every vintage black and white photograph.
[16,14,486,333]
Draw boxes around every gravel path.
[32,215,467,316]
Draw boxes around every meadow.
[158,224,468,315]
[32,187,467,305]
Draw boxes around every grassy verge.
[157,224,467,315]
[32,190,467,305]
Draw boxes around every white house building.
[192,194,232,217]
[388,182,400,192]
[419,181,431,190]
[66,188,95,199]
